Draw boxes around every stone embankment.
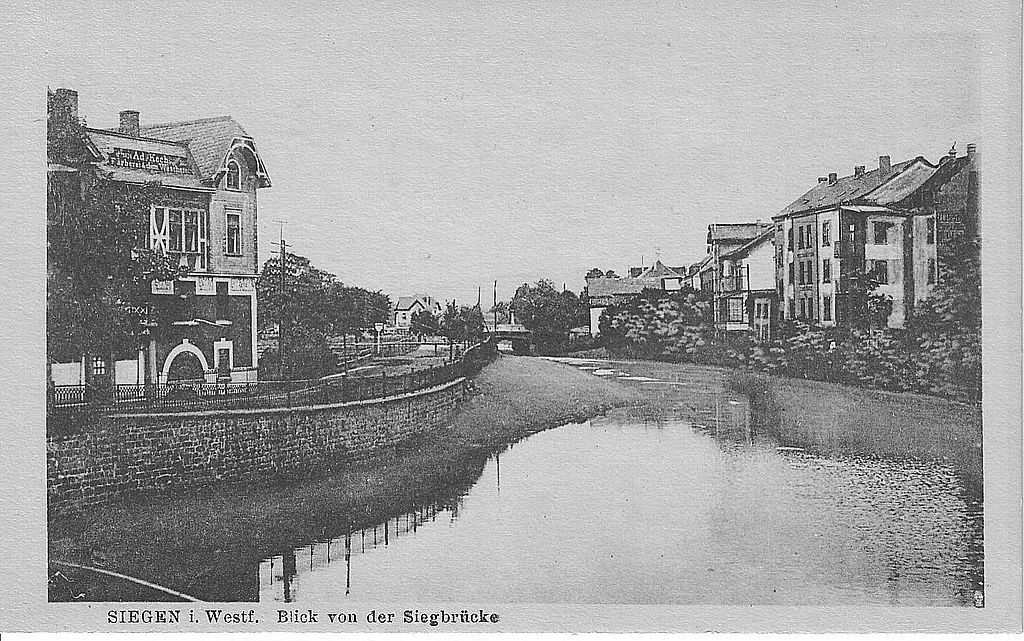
[48,378,465,513]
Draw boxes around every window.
[873,259,890,284]
[822,221,831,246]
[152,207,207,257]
[797,225,804,249]
[168,209,183,252]
[183,210,198,252]
[873,221,891,245]
[788,262,794,283]
[823,295,833,321]
[788,299,795,319]
[226,160,241,190]
[226,211,242,255]
[787,227,793,251]
[805,225,813,248]
[927,258,936,284]
[822,259,832,283]
[799,298,806,318]
[798,261,805,285]
[926,217,935,244]
[90,355,106,376]
[728,299,744,322]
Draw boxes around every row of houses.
[587,144,980,341]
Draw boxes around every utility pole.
[274,221,290,381]
[493,280,498,331]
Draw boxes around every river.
[258,358,983,606]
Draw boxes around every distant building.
[584,275,645,337]
[47,89,271,389]
[391,294,443,328]
[773,145,978,329]
[631,260,686,291]
[715,229,778,341]
[585,260,686,336]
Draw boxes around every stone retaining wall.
[47,379,465,513]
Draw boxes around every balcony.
[719,274,744,292]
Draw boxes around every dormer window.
[226,160,240,190]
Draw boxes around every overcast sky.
[41,1,1005,306]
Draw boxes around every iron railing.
[48,338,497,421]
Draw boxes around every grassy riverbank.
[725,369,983,496]
[48,355,637,602]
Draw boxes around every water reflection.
[262,491,474,602]
[258,359,983,606]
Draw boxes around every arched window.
[226,160,240,190]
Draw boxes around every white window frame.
[225,210,243,256]
[226,160,241,190]
[150,205,208,270]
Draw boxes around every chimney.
[818,176,828,183]
[828,172,838,185]
[52,88,79,122]
[119,110,140,137]
[854,165,865,178]
[879,155,891,177]
[966,142,979,174]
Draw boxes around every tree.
[844,263,892,330]
[257,252,391,379]
[511,280,582,354]
[47,101,185,366]
[604,270,619,279]
[585,268,605,279]
[909,236,981,333]
[459,306,485,344]
[488,300,511,324]
[410,309,439,337]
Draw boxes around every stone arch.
[162,340,210,382]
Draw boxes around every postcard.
[2,0,1021,634]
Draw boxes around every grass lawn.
[48,355,638,602]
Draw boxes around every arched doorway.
[161,340,210,384]
[166,351,205,382]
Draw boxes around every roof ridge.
[141,115,235,130]
[85,127,190,148]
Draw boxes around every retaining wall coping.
[105,377,467,420]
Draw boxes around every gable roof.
[140,116,271,187]
[85,128,209,190]
[393,294,442,312]
[707,222,773,244]
[776,157,935,217]
[688,253,713,276]
[394,296,425,312]
[915,155,971,197]
[722,228,775,260]
[636,260,685,280]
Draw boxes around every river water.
[258,359,983,606]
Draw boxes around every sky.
[37,0,1009,306]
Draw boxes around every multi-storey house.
[773,145,978,329]
[714,229,777,341]
[703,222,773,326]
[47,89,271,389]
